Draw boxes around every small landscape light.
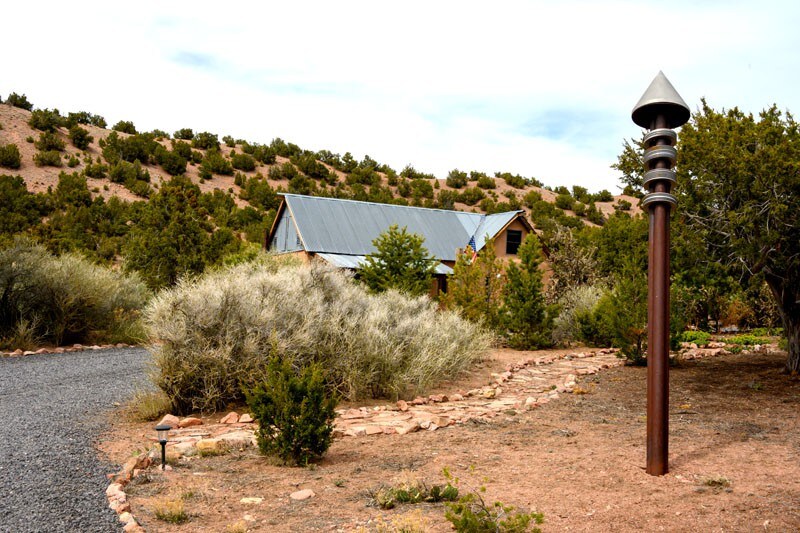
[155,424,171,470]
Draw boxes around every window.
[506,230,522,255]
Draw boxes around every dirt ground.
[99,348,800,532]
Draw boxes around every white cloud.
[3,0,799,192]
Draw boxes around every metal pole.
[632,72,689,476]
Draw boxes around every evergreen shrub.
[245,349,336,465]
[0,144,21,169]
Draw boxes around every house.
[265,194,533,293]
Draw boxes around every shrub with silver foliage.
[551,284,606,345]
[146,260,491,413]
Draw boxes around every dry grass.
[145,260,491,413]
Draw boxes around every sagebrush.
[0,239,149,346]
[146,259,491,413]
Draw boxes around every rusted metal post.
[632,72,690,476]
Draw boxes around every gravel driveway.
[0,348,150,533]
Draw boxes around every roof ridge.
[280,193,521,217]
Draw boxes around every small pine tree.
[68,125,93,150]
[360,225,436,296]
[503,234,555,349]
[442,239,505,331]
[245,351,337,465]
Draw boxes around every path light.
[155,424,171,470]
[632,71,690,476]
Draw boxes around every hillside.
[0,99,640,225]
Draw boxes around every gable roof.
[268,194,530,262]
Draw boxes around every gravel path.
[0,348,151,533]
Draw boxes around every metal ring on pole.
[643,146,677,166]
[642,168,677,188]
[641,192,677,208]
[644,128,677,147]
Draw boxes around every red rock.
[395,421,420,435]
[428,394,447,403]
[382,427,397,435]
[158,414,180,428]
[365,426,383,435]
[410,396,428,405]
[220,412,239,424]
[178,417,203,428]
[12,349,23,355]
[35,348,49,354]
[396,400,409,412]
[290,489,315,501]
[449,394,464,402]
[239,413,254,423]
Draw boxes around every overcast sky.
[3,1,798,192]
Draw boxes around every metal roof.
[281,194,526,262]
[316,253,453,275]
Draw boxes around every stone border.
[1,343,135,357]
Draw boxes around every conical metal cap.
[632,71,690,129]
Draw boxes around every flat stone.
[178,417,203,428]
[449,393,464,402]
[365,426,384,435]
[395,421,420,435]
[239,413,254,423]
[158,414,180,428]
[240,497,263,504]
[410,396,428,405]
[428,394,447,403]
[216,430,255,447]
[118,511,132,524]
[196,439,225,455]
[346,426,368,437]
[220,412,239,424]
[290,489,315,501]
[396,400,409,411]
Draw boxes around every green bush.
[174,128,194,140]
[5,92,33,110]
[231,152,256,171]
[112,120,137,134]
[0,239,149,346]
[679,330,711,347]
[146,261,490,413]
[154,146,187,175]
[0,144,22,169]
[33,150,63,167]
[68,125,93,150]
[726,334,772,346]
[35,132,65,152]
[554,193,574,211]
[201,150,233,175]
[0,175,45,234]
[222,135,236,147]
[245,350,337,465]
[477,176,496,189]
[459,187,485,206]
[84,162,108,178]
[28,108,63,132]
[65,111,106,128]
[443,469,543,533]
[192,131,219,150]
[446,169,468,189]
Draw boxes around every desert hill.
[0,98,639,229]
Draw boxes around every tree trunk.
[765,273,800,373]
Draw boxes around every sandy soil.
[99,348,800,532]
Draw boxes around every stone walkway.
[332,348,622,436]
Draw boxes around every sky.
[3,1,799,192]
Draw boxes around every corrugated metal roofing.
[281,194,523,262]
[316,253,453,275]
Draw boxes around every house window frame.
[506,229,522,255]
